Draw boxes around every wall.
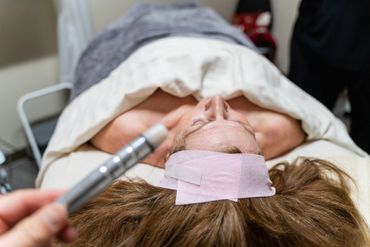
[0,0,60,154]
[0,0,57,67]
[271,0,301,73]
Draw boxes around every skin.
[0,189,76,247]
[174,95,261,154]
[92,90,305,167]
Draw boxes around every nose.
[209,95,228,120]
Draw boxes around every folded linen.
[72,3,256,100]
[40,37,368,186]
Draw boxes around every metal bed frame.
[17,0,93,167]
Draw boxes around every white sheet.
[36,37,369,224]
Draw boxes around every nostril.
[224,102,229,112]
[224,108,229,119]
[204,98,213,110]
[205,101,211,110]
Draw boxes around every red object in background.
[233,12,260,35]
[233,12,277,62]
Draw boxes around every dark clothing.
[72,3,256,101]
[290,39,370,153]
[289,0,370,153]
[293,0,370,72]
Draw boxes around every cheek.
[143,134,174,168]
[240,133,260,152]
[254,132,267,152]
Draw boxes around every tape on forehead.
[159,150,276,205]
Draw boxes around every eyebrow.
[222,146,263,155]
[221,146,242,153]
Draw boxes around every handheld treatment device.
[56,124,168,214]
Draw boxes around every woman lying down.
[55,96,369,247]
[38,3,369,246]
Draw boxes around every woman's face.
[174,96,261,154]
[93,91,305,167]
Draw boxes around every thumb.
[0,203,68,247]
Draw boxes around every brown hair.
[58,158,369,247]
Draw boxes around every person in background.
[289,0,370,154]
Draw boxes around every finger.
[0,203,69,247]
[58,225,78,243]
[0,189,65,231]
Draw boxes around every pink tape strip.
[159,150,276,205]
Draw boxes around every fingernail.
[42,204,66,233]
[65,227,78,242]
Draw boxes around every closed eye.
[191,118,207,126]
[184,119,210,137]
